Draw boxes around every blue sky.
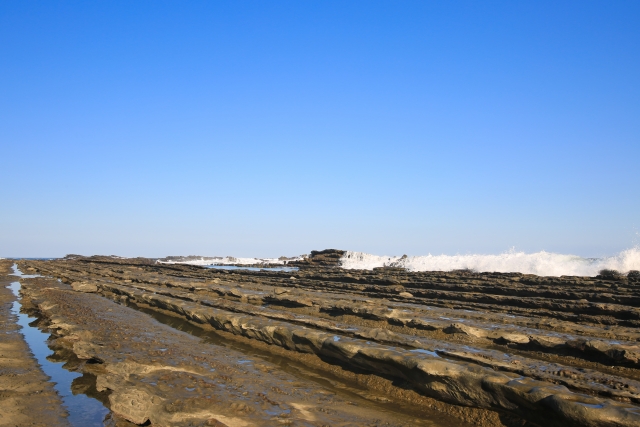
[1,1,638,258]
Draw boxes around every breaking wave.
[340,247,640,277]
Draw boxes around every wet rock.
[444,323,487,338]
[109,387,159,425]
[72,341,104,362]
[289,249,345,268]
[529,335,566,349]
[268,294,314,307]
[628,271,640,282]
[492,332,530,345]
[597,269,623,280]
[356,328,399,342]
[70,282,98,293]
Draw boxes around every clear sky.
[1,1,638,258]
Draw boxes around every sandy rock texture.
[17,269,472,427]
[17,253,640,427]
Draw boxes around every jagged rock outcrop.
[289,249,345,268]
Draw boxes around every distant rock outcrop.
[289,249,345,268]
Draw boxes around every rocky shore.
[0,259,70,427]
[6,252,640,426]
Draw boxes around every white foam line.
[340,247,640,277]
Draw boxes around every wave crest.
[340,247,640,277]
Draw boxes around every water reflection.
[9,265,110,426]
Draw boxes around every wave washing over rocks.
[341,247,640,277]
[156,247,640,277]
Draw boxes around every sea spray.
[340,247,640,277]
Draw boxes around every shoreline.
[6,255,640,426]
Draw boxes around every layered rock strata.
[18,274,465,427]
[19,256,640,427]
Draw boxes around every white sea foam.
[340,247,640,277]
[157,255,303,266]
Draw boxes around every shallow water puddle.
[9,265,110,427]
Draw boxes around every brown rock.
[70,282,98,293]
[444,323,487,338]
